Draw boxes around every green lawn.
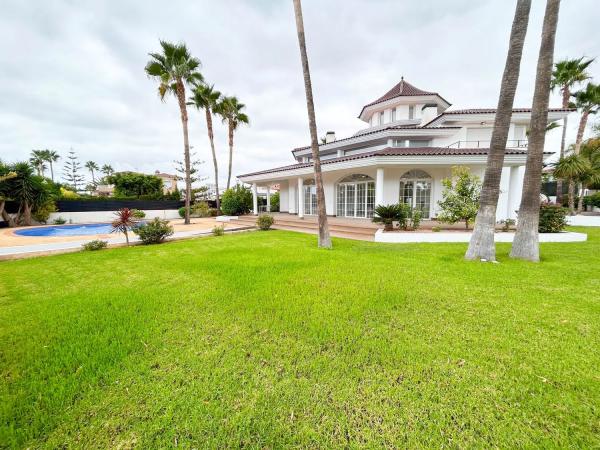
[1,228,599,448]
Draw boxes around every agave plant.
[372,204,400,231]
[111,208,139,246]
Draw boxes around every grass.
[1,228,599,448]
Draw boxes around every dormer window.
[391,108,396,122]
[378,111,384,126]
[408,105,415,120]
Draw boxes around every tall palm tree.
[216,96,249,190]
[465,0,532,262]
[29,150,47,177]
[145,40,203,225]
[44,150,60,182]
[550,56,593,203]
[553,153,589,214]
[101,164,114,178]
[292,0,332,249]
[510,0,560,262]
[85,161,100,185]
[188,83,222,211]
[572,82,600,154]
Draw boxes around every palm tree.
[292,0,332,249]
[145,41,203,225]
[216,96,249,190]
[572,82,600,154]
[188,83,222,211]
[44,150,60,182]
[465,0,532,262]
[101,164,114,178]
[553,153,589,214]
[29,150,47,177]
[550,56,594,203]
[85,161,100,185]
[9,162,48,226]
[111,208,138,246]
[510,0,560,262]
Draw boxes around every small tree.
[220,185,253,216]
[437,166,482,229]
[111,208,138,246]
[62,151,85,191]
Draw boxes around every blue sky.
[1,0,599,186]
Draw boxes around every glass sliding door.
[302,180,317,215]
[336,174,376,218]
[399,170,432,218]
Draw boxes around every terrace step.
[229,215,379,241]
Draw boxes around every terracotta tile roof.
[421,107,576,127]
[239,147,529,178]
[358,78,451,118]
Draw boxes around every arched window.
[399,170,432,218]
[337,174,376,218]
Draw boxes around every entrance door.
[336,174,376,218]
[399,170,432,218]
[303,184,317,215]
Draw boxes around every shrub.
[538,204,567,233]
[270,192,280,212]
[53,217,67,225]
[178,206,187,218]
[501,218,515,232]
[191,201,211,218]
[257,214,274,230]
[431,225,442,232]
[584,192,600,208]
[212,225,225,236]
[221,185,253,216]
[208,208,219,217]
[82,240,108,251]
[131,209,146,219]
[409,208,423,231]
[372,204,400,231]
[397,203,412,230]
[133,218,174,244]
[32,200,57,224]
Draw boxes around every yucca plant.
[372,204,400,231]
[111,208,139,246]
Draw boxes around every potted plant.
[372,204,400,231]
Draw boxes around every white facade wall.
[279,182,289,213]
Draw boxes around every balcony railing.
[446,140,528,149]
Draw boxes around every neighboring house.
[238,78,572,221]
[154,171,178,194]
[94,184,114,197]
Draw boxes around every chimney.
[325,131,336,143]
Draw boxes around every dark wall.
[56,199,184,212]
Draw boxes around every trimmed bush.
[178,206,187,218]
[133,218,174,244]
[191,201,211,218]
[221,185,253,216]
[257,214,274,230]
[431,225,442,232]
[82,240,107,251]
[409,208,423,231]
[131,209,146,219]
[538,204,567,233]
[53,217,67,225]
[32,200,57,224]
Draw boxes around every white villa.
[238,79,572,221]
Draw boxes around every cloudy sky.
[1,0,599,187]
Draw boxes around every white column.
[266,186,271,212]
[507,165,522,220]
[375,168,384,206]
[288,179,295,214]
[297,178,304,218]
[252,183,258,215]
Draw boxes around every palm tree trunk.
[576,182,585,213]
[49,161,54,182]
[293,0,332,249]
[1,203,15,227]
[568,178,575,214]
[511,0,560,262]
[226,121,234,191]
[556,87,570,204]
[205,109,220,211]
[23,202,32,226]
[574,110,589,154]
[465,0,531,261]
[175,80,192,225]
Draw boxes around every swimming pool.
[15,223,115,237]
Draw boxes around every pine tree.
[62,150,85,191]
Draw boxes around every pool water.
[15,223,115,237]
